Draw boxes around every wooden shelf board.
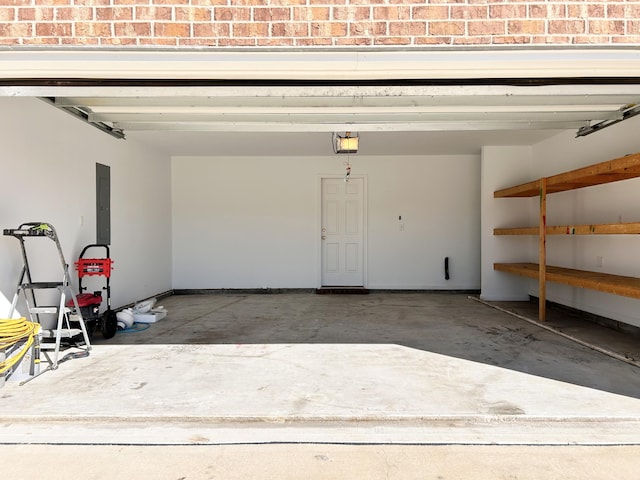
[494,262,640,300]
[494,152,640,198]
[494,222,640,236]
[494,179,541,198]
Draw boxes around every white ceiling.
[3,49,640,156]
[52,84,640,156]
[124,129,561,157]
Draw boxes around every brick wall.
[0,1,638,47]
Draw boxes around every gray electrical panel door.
[96,163,111,245]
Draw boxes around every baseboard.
[530,295,640,338]
[315,287,369,295]
[172,288,315,295]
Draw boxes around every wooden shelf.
[494,222,640,236]
[494,263,640,300]
[493,151,640,321]
[494,152,640,198]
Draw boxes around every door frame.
[317,174,368,288]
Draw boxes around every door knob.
[321,235,327,240]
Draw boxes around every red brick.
[257,38,295,46]
[333,6,371,21]
[232,22,269,37]
[374,36,411,45]
[101,36,137,45]
[349,21,386,37]
[154,22,190,37]
[56,7,93,20]
[37,0,78,5]
[178,38,217,46]
[69,37,100,45]
[308,0,346,4]
[135,6,172,21]
[416,36,454,45]
[0,21,31,36]
[95,7,133,21]
[22,37,61,45]
[452,35,491,45]
[35,22,72,36]
[372,5,410,21]
[549,20,585,35]
[429,20,465,36]
[114,21,151,37]
[490,4,526,19]
[0,7,14,21]
[547,5,567,18]
[188,0,227,5]
[193,22,230,37]
[574,35,613,44]
[335,36,373,45]
[310,21,347,37]
[533,35,572,44]
[589,19,624,35]
[508,20,545,35]
[528,4,547,18]
[606,4,625,18]
[293,6,329,21]
[271,22,308,37]
[230,0,268,5]
[412,5,448,20]
[218,37,258,46]
[113,0,155,4]
[75,22,113,37]
[468,20,505,36]
[175,7,212,22]
[613,35,640,44]
[389,21,425,36]
[214,7,251,21]
[269,0,305,5]
[139,37,178,46]
[623,5,640,18]
[566,4,585,19]
[451,5,487,20]
[627,20,640,32]
[253,7,290,22]
[492,35,531,45]
[587,4,605,17]
[19,7,54,20]
[294,37,333,46]
[152,0,189,4]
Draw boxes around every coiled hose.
[0,317,40,375]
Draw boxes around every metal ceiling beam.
[1,83,640,98]
[112,120,588,133]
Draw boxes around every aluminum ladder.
[4,222,91,375]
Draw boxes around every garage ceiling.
[44,84,640,155]
[3,49,640,156]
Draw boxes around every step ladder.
[4,222,91,376]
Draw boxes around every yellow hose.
[0,318,40,375]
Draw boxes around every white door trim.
[317,174,368,288]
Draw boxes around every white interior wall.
[171,154,480,290]
[0,97,172,319]
[480,145,535,301]
[529,115,640,327]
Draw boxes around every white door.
[321,177,365,286]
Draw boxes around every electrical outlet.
[596,256,603,268]
[399,224,404,232]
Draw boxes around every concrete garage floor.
[2,292,640,479]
